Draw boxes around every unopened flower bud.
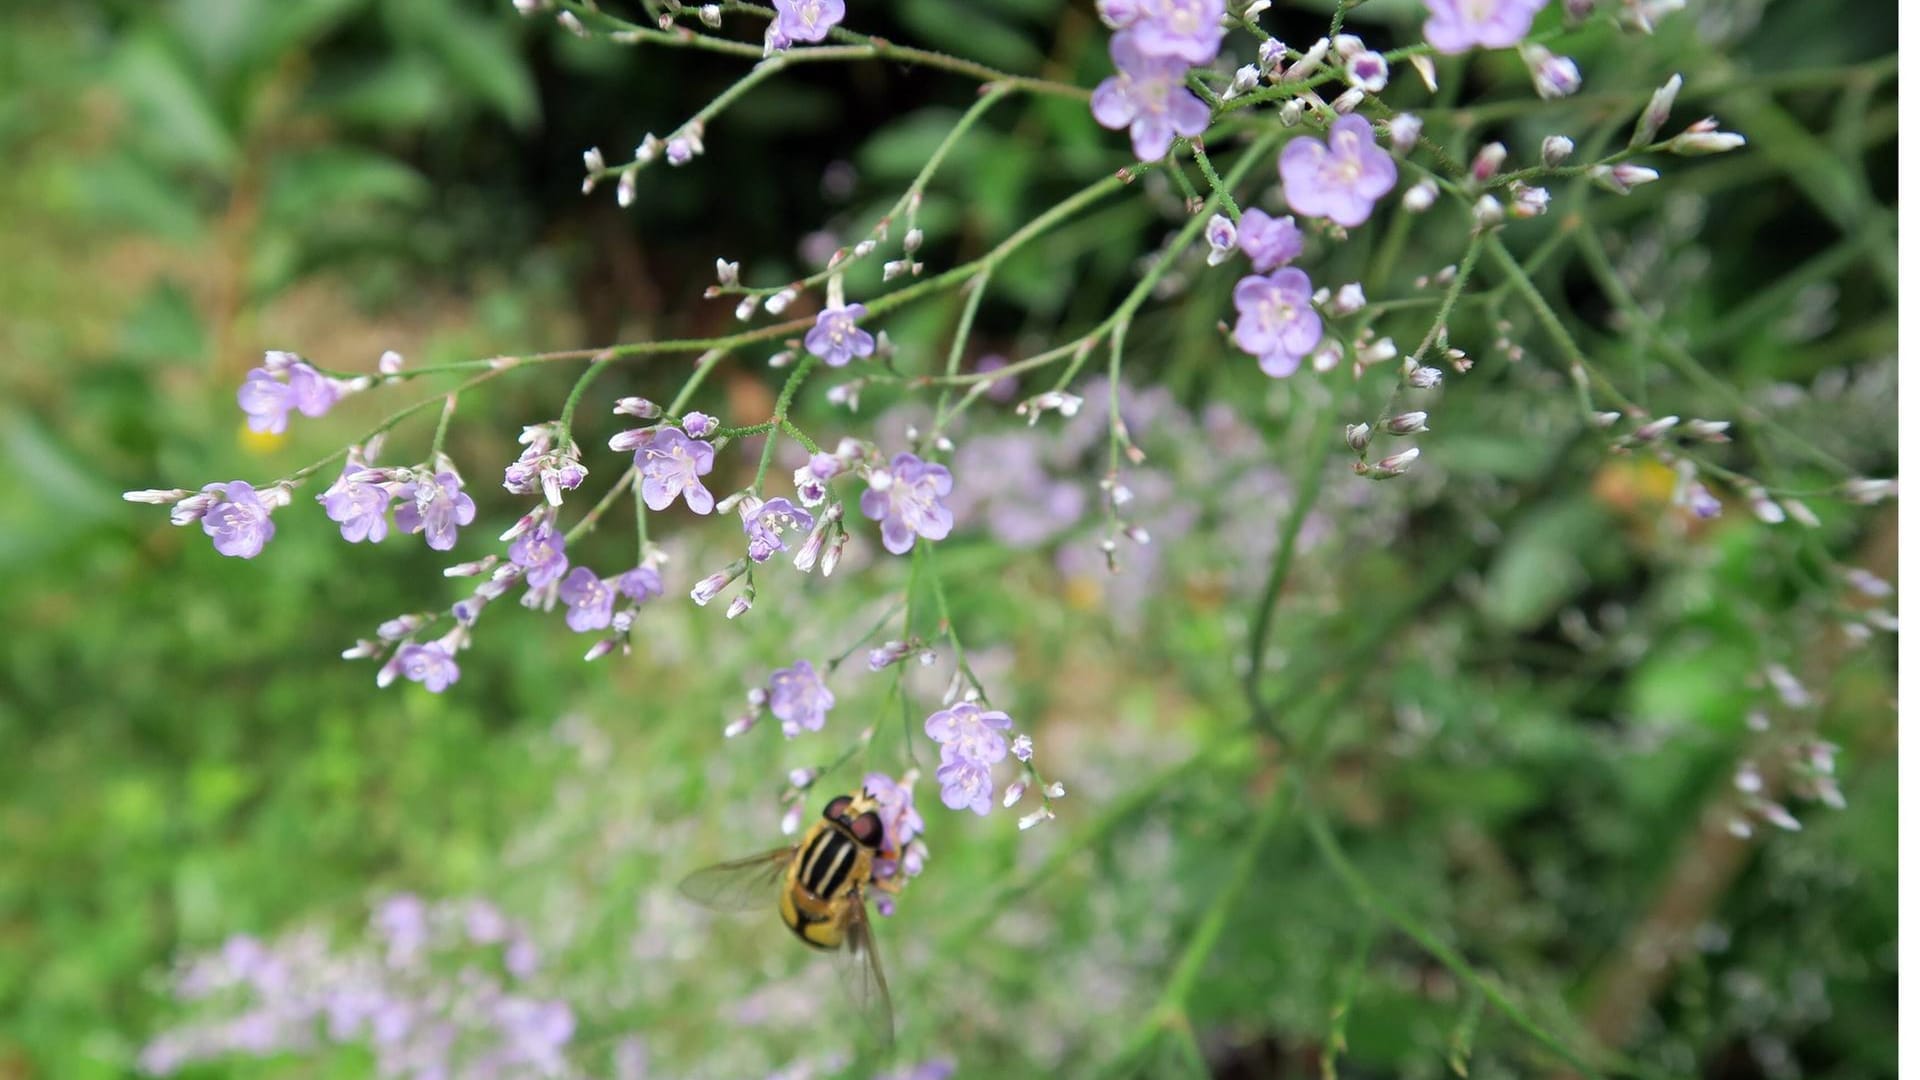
[1003,780,1028,807]
[1521,44,1581,100]
[1385,411,1429,435]
[764,288,798,315]
[1591,164,1660,194]
[903,228,923,253]
[1632,74,1682,148]
[698,3,722,27]
[1473,193,1504,228]
[1330,282,1366,314]
[1386,113,1422,155]
[1345,423,1372,453]
[1225,64,1260,99]
[1470,141,1507,184]
[1541,135,1574,167]
[1402,179,1437,212]
[1376,447,1421,475]
[1671,119,1747,156]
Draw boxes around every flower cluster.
[237,352,362,434]
[1091,2,1223,161]
[140,895,570,1080]
[502,422,588,506]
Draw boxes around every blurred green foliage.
[0,1,1898,1078]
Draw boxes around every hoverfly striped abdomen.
[799,824,862,899]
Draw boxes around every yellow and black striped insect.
[679,788,899,1044]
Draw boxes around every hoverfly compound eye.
[850,811,884,849]
[822,795,854,822]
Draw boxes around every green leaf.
[897,0,1043,72]
[386,0,540,130]
[111,32,238,174]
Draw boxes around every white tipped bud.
[1376,447,1421,476]
[1331,282,1366,315]
[583,147,606,175]
[734,296,759,322]
[1473,193,1504,229]
[764,288,798,315]
[615,170,636,208]
[698,3,721,27]
[1402,179,1437,212]
[1633,74,1683,148]
[1542,135,1574,166]
[1018,806,1055,831]
[1385,411,1429,435]
[1278,99,1304,127]
[1470,141,1507,184]
[557,10,586,36]
[1386,113,1423,156]
[1225,64,1260,99]
[725,593,752,620]
[715,259,740,286]
[903,228,923,253]
[1591,163,1660,194]
[1671,125,1747,155]
[1399,52,1434,92]
[1331,87,1366,114]
[1003,780,1028,807]
[1345,423,1372,453]
[123,487,190,505]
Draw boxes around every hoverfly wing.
[838,892,896,1049]
[677,847,794,912]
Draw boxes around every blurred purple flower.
[743,497,815,562]
[1422,0,1547,54]
[1233,268,1323,377]
[863,771,926,856]
[617,565,665,603]
[768,659,835,737]
[934,756,996,815]
[1107,0,1226,65]
[396,642,459,692]
[1091,34,1210,161]
[202,481,278,558]
[508,521,569,588]
[237,362,334,434]
[1236,209,1305,272]
[319,463,391,544]
[393,471,476,551]
[770,0,844,46]
[860,452,954,555]
[925,701,1014,766]
[1280,116,1398,227]
[804,303,876,367]
[558,567,616,632]
[635,427,717,514]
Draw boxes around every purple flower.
[393,470,476,551]
[1233,268,1323,378]
[1280,115,1399,228]
[617,565,664,603]
[770,0,844,45]
[1421,0,1548,54]
[558,567,616,632]
[319,464,391,544]
[925,701,1014,765]
[1109,0,1226,65]
[682,411,719,439]
[396,642,459,692]
[803,303,876,367]
[860,452,955,555]
[635,428,716,515]
[863,771,925,856]
[768,659,835,737]
[1091,33,1210,162]
[742,497,815,563]
[202,481,278,558]
[935,756,995,815]
[508,521,569,588]
[1237,209,1305,271]
[237,362,335,434]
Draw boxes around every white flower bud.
[1331,87,1366,114]
[1387,113,1422,156]
[715,259,740,286]
[1632,74,1682,148]
[764,287,798,315]
[1409,54,1437,93]
[1542,135,1575,166]
[1402,179,1437,212]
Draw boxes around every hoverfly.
[679,788,901,1045]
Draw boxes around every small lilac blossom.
[319,463,390,544]
[742,497,815,563]
[682,411,719,439]
[1012,733,1034,762]
[1124,0,1227,65]
[863,771,925,856]
[860,452,954,555]
[508,521,570,589]
[769,0,843,46]
[1204,214,1236,266]
[1421,0,1548,54]
[768,659,835,737]
[1091,34,1209,162]
[935,756,996,815]
[237,361,335,434]
[617,565,664,603]
[1235,209,1305,272]
[924,701,1014,766]
[202,481,278,558]
[1280,115,1398,227]
[393,470,477,551]
[1232,268,1324,378]
[635,427,717,514]
[558,567,616,632]
[396,641,459,692]
[803,303,875,367]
